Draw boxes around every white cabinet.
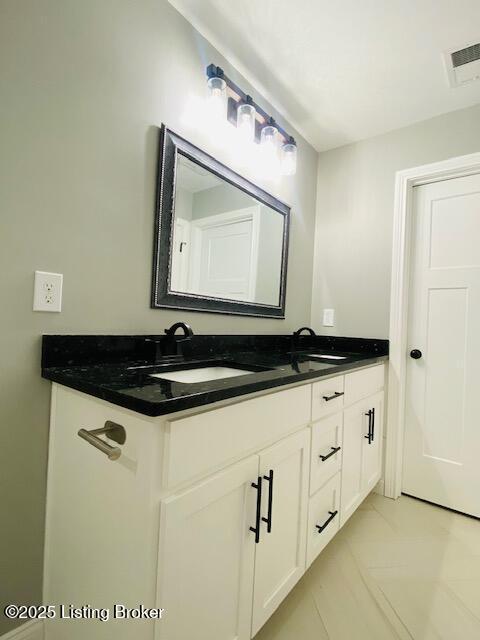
[341,391,384,525]
[310,412,343,495]
[158,427,310,640]
[252,429,310,636]
[306,472,341,568]
[312,375,345,420]
[157,455,258,640]
[44,386,159,640]
[362,391,384,495]
[44,363,386,640]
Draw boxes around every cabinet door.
[157,455,259,640]
[362,391,384,494]
[252,429,310,636]
[341,398,371,526]
[341,393,384,526]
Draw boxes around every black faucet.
[163,322,194,356]
[164,322,193,340]
[291,326,316,353]
[146,322,194,361]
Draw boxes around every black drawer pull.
[364,409,372,444]
[322,391,344,402]
[319,446,341,462]
[261,469,274,533]
[249,476,263,544]
[316,510,338,533]
[371,407,376,443]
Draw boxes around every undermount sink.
[150,366,257,384]
[305,353,348,360]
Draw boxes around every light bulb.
[236,102,256,143]
[259,123,280,176]
[281,138,297,176]
[207,76,227,120]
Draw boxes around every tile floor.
[255,493,480,640]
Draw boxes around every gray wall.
[311,103,480,339]
[0,0,318,633]
[175,187,193,221]
[192,183,254,219]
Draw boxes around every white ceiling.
[170,0,480,151]
[177,155,221,193]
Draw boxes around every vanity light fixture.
[206,63,297,175]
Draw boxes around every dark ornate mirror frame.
[151,125,290,318]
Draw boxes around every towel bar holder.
[78,421,126,461]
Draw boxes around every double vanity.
[42,331,387,640]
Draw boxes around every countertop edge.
[42,355,388,418]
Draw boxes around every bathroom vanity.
[42,334,387,640]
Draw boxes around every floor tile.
[368,568,480,639]
[254,579,329,640]
[255,494,480,640]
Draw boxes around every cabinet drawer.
[344,364,384,407]
[163,385,311,489]
[310,413,343,495]
[306,472,341,568]
[311,375,344,420]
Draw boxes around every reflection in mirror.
[170,154,284,306]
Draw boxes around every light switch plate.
[322,308,335,327]
[33,271,63,312]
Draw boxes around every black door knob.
[410,349,422,359]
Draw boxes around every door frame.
[385,151,480,499]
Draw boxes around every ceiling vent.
[445,42,480,87]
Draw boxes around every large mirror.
[152,126,290,318]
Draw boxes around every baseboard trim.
[1,620,44,640]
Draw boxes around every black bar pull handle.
[319,446,341,462]
[316,510,338,533]
[364,409,372,444]
[322,391,345,402]
[261,469,274,533]
[250,476,263,544]
[371,407,376,443]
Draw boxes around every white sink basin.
[305,353,347,360]
[150,366,255,384]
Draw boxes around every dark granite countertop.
[41,334,388,417]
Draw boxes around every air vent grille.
[451,43,480,68]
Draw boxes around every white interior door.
[403,173,480,516]
[190,208,259,301]
[251,429,309,637]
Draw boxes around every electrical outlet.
[33,271,63,312]
[322,308,335,327]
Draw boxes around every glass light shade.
[259,124,280,177]
[236,103,256,142]
[281,141,297,175]
[260,124,279,151]
[207,76,227,119]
